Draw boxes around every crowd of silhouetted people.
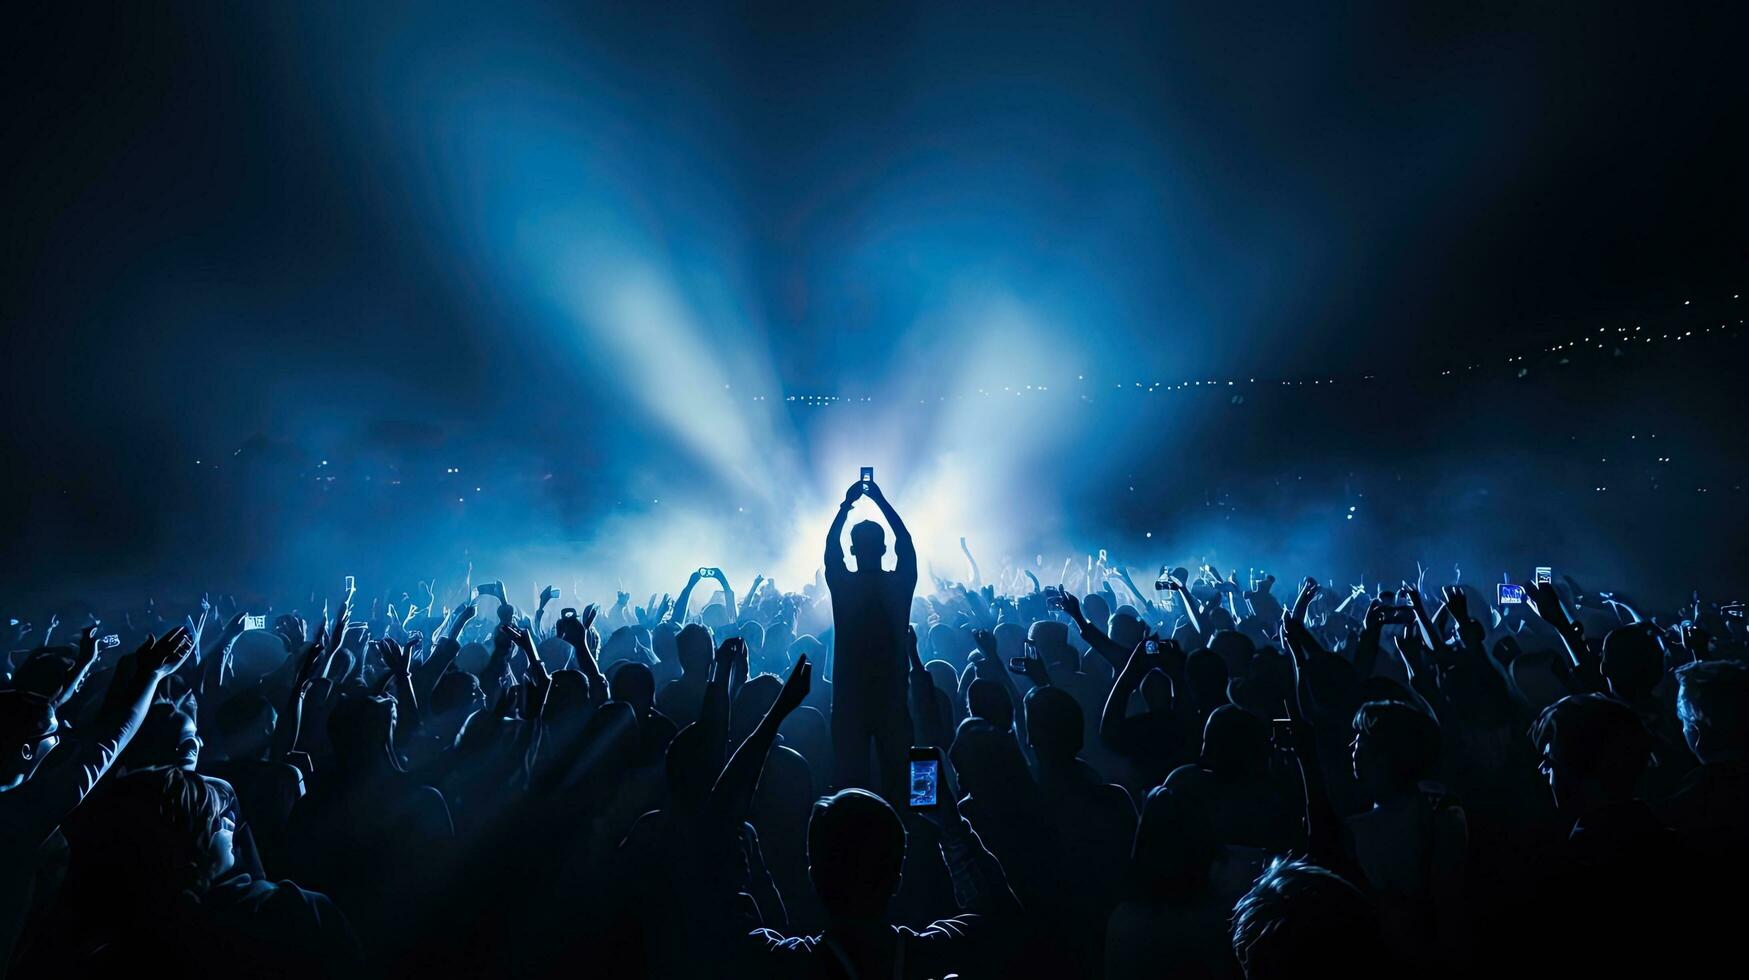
[3,479,1745,978]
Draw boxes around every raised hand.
[1009,640,1050,687]
[377,637,414,676]
[842,480,867,505]
[1441,585,1470,623]
[713,636,745,678]
[772,653,812,718]
[1057,589,1084,623]
[1523,581,1579,636]
[971,627,997,662]
[539,585,559,607]
[218,609,249,641]
[76,624,101,666]
[502,623,539,661]
[449,602,478,639]
[273,614,307,649]
[1287,576,1320,625]
[140,627,196,679]
[554,608,588,648]
[293,640,324,693]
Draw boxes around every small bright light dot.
[1349,506,1357,512]
[1144,532,1152,538]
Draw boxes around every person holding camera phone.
[823,476,918,801]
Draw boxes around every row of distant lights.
[753,294,1743,401]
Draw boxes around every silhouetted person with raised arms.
[823,479,917,798]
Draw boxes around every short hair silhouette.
[1351,700,1441,791]
[1231,858,1376,980]
[1675,659,1749,763]
[849,520,886,558]
[808,788,905,918]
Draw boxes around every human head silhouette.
[1128,786,1216,902]
[1026,620,1076,671]
[1184,649,1230,710]
[1601,626,1665,702]
[608,662,655,712]
[1675,659,1749,764]
[1349,700,1441,798]
[1531,693,1652,815]
[77,767,241,899]
[209,691,275,762]
[1201,704,1269,780]
[676,624,713,676]
[121,696,202,771]
[808,788,906,920]
[328,693,401,774]
[1232,858,1378,980]
[967,677,1014,730]
[1024,685,1083,765]
[664,722,720,813]
[849,520,886,570]
[0,689,60,792]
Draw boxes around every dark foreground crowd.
[3,481,1746,978]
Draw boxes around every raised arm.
[866,481,916,583]
[709,654,810,829]
[909,626,950,749]
[824,483,861,574]
[1059,590,1128,672]
[555,604,607,703]
[672,568,705,624]
[1163,578,1202,638]
[21,629,195,841]
[1101,638,1168,748]
[1523,581,1592,672]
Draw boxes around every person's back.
[741,788,1023,979]
[284,694,452,969]
[16,768,360,980]
[1341,701,1468,968]
[823,480,917,796]
[1660,659,1749,852]
[1522,693,1697,973]
[1165,706,1297,853]
[1025,686,1136,971]
[1107,788,1244,980]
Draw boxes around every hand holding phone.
[908,747,942,809]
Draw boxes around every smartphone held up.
[908,747,942,810]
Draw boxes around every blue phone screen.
[909,759,939,807]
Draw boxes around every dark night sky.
[1,2,1744,600]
